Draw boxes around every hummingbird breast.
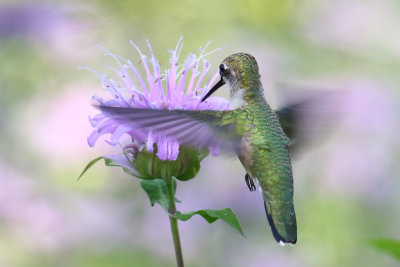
[238,133,255,178]
[237,98,297,244]
[237,98,291,173]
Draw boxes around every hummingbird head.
[201,53,262,105]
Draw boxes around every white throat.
[230,88,247,109]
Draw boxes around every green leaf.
[103,156,143,179]
[79,155,146,180]
[140,178,177,212]
[176,208,245,237]
[173,147,209,181]
[369,238,400,261]
[78,157,104,180]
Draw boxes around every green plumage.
[247,100,296,244]
[211,53,297,244]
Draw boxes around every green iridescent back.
[221,53,297,243]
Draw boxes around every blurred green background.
[1,0,400,266]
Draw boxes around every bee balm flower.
[85,38,229,161]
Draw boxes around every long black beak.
[201,77,225,102]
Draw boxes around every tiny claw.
[245,173,256,192]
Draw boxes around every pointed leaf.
[369,238,400,261]
[78,157,104,180]
[176,208,245,237]
[140,178,177,212]
[103,155,143,178]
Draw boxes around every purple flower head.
[85,38,229,160]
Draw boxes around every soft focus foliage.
[369,238,400,261]
[1,0,400,267]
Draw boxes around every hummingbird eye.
[219,64,227,75]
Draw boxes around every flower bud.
[129,146,208,181]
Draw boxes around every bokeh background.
[1,0,400,266]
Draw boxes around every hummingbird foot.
[245,173,256,191]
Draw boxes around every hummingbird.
[99,53,297,245]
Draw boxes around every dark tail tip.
[264,202,297,245]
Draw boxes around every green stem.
[166,178,184,267]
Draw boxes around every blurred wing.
[276,91,341,154]
[276,102,305,142]
[98,106,242,154]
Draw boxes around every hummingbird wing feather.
[97,106,242,153]
[275,91,340,154]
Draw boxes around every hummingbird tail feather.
[263,193,297,245]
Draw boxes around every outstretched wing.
[97,106,243,154]
[276,101,306,142]
[276,91,340,153]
